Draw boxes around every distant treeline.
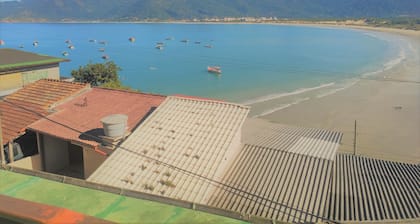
[1,0,419,21]
[366,18,420,30]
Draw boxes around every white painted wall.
[10,154,42,170]
[83,147,107,179]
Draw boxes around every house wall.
[21,66,60,86]
[0,72,22,91]
[42,134,69,173]
[0,65,60,92]
[83,147,107,179]
[10,154,42,170]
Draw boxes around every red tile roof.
[0,79,90,143]
[28,88,166,148]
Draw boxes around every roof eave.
[0,59,69,74]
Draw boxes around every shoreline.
[2,21,418,163]
[1,19,418,34]
[256,27,419,164]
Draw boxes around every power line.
[2,98,338,223]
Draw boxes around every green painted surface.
[0,170,247,224]
[0,59,64,70]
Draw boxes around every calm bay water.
[0,23,402,109]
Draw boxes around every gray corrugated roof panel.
[242,120,342,161]
[88,96,249,203]
[324,153,420,222]
[209,144,335,223]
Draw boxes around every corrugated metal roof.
[28,88,165,148]
[0,48,68,73]
[324,153,420,222]
[242,119,341,161]
[88,96,249,203]
[0,79,89,143]
[209,139,341,223]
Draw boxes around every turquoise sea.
[0,23,406,115]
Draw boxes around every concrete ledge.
[1,166,275,223]
[0,195,113,224]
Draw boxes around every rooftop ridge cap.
[93,86,167,98]
[40,79,89,86]
[49,85,92,110]
[168,95,250,109]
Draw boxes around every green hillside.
[0,0,419,21]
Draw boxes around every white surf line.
[316,79,359,98]
[242,82,334,106]
[252,97,311,118]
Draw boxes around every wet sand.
[257,27,420,164]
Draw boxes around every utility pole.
[353,120,357,155]
[0,113,5,166]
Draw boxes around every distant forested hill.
[1,0,419,21]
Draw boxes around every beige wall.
[83,147,107,179]
[10,154,42,170]
[42,134,69,173]
[0,65,60,92]
[22,66,60,86]
[0,72,22,91]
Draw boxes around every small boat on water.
[33,41,39,47]
[195,41,201,44]
[0,40,5,46]
[62,51,69,56]
[129,37,136,42]
[89,39,97,43]
[165,37,174,40]
[155,44,164,50]
[99,41,107,45]
[181,39,189,43]
[101,54,110,60]
[99,48,105,52]
[68,45,75,50]
[204,44,213,48]
[65,39,71,44]
[207,66,222,74]
[19,44,24,48]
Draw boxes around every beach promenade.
[260,26,420,164]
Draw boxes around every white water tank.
[101,114,128,138]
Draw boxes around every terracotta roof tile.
[28,88,166,148]
[1,79,90,143]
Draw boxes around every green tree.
[71,61,122,87]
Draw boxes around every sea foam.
[242,82,334,105]
[252,97,310,118]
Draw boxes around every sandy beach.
[255,26,420,164]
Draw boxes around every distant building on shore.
[0,49,68,96]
